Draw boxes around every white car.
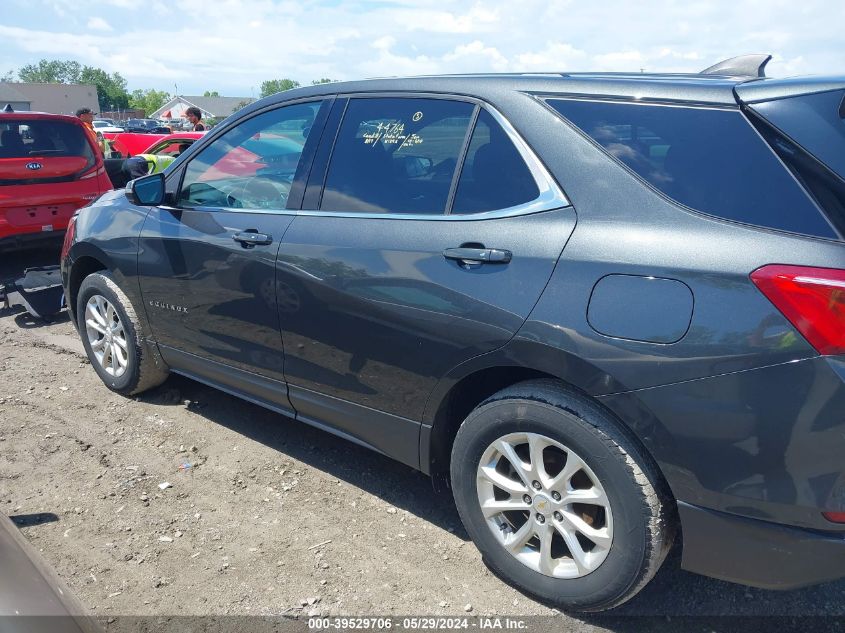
[93,120,124,133]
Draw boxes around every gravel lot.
[2,245,844,632]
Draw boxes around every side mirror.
[126,173,165,206]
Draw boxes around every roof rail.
[700,54,772,78]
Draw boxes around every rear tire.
[77,272,168,395]
[450,379,674,612]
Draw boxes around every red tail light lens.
[61,214,77,261]
[823,511,845,523]
[751,264,845,355]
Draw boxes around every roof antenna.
[700,54,772,78]
[2,103,13,113]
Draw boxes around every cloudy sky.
[1,0,843,98]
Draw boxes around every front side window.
[320,97,475,214]
[548,98,836,239]
[179,101,322,210]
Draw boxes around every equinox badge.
[149,300,188,314]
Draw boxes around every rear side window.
[452,109,539,214]
[547,99,837,239]
[321,98,475,214]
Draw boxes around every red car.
[0,110,112,248]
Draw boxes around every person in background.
[184,106,206,131]
[76,107,107,155]
[75,107,95,133]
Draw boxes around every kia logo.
[25,162,42,170]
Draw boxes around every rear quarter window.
[451,108,539,214]
[547,99,837,239]
[751,89,845,184]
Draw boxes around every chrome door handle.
[443,247,512,264]
[233,231,272,247]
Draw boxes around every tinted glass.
[452,109,539,214]
[152,139,193,157]
[548,99,836,239]
[321,98,474,214]
[0,119,94,160]
[180,101,321,210]
[752,90,845,183]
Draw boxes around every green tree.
[79,66,129,110]
[203,90,220,97]
[1,70,15,82]
[260,78,300,98]
[311,78,336,85]
[232,99,252,113]
[15,58,131,111]
[18,59,81,83]
[129,89,170,117]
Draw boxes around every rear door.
[277,95,575,466]
[137,99,330,413]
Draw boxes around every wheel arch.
[421,340,675,504]
[67,252,108,325]
[423,365,546,486]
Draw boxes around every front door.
[137,99,329,410]
[277,97,575,464]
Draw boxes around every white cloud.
[516,43,589,71]
[384,4,500,34]
[87,17,113,32]
[0,0,842,95]
[372,36,396,51]
[442,41,509,72]
[593,50,646,71]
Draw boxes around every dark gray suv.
[61,54,845,611]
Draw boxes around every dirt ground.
[2,245,844,631]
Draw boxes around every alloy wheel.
[85,294,129,377]
[476,432,613,578]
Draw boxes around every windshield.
[126,119,156,128]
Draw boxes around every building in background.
[1,83,98,115]
[0,84,31,111]
[149,95,255,123]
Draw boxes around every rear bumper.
[679,501,845,589]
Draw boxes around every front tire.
[77,272,168,395]
[450,380,674,612]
